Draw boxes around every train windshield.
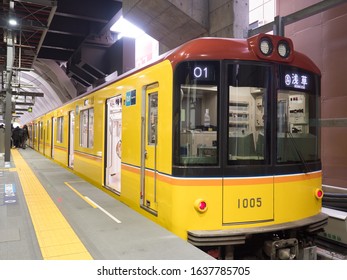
[227,63,270,164]
[173,60,320,172]
[277,66,320,164]
[174,61,220,166]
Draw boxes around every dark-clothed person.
[21,125,29,149]
[11,126,23,148]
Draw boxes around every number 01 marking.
[193,66,208,79]
[237,198,262,208]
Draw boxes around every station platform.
[0,148,213,260]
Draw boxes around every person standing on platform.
[11,125,22,148]
[21,125,29,149]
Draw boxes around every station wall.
[277,0,347,187]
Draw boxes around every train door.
[28,124,33,147]
[33,123,37,150]
[38,121,42,152]
[68,111,75,168]
[105,95,122,193]
[46,120,50,156]
[141,84,159,214]
[43,124,46,156]
[51,117,55,159]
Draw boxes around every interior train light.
[194,199,208,213]
[259,37,273,56]
[277,40,291,58]
[315,189,324,199]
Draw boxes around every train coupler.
[263,238,298,260]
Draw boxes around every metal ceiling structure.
[1,0,212,126]
[0,0,56,70]
[0,0,127,164]
[39,0,123,89]
[0,0,123,83]
[0,0,124,125]
[1,0,55,122]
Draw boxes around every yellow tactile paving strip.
[11,149,93,260]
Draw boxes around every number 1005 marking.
[237,198,262,208]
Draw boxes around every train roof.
[108,34,320,87]
[163,34,321,75]
[50,34,321,110]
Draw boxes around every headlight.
[259,37,273,56]
[278,40,291,58]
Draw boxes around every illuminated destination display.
[283,71,311,90]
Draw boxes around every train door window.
[40,121,43,140]
[80,108,94,148]
[28,125,32,145]
[51,118,55,158]
[173,61,220,166]
[34,123,37,140]
[105,96,122,193]
[88,109,94,148]
[277,67,320,163]
[57,116,63,143]
[148,93,158,145]
[227,63,270,164]
[46,120,49,140]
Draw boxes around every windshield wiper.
[287,132,310,174]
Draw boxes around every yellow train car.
[29,34,328,259]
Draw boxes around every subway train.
[27,33,328,259]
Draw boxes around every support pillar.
[4,30,14,166]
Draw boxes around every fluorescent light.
[9,18,17,26]
[110,16,144,38]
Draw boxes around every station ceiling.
[1,0,210,125]
[1,0,123,124]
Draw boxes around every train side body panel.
[72,95,103,187]
[121,60,173,209]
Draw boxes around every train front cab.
[168,35,327,259]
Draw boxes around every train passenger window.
[57,116,63,143]
[80,108,94,148]
[227,63,270,164]
[173,61,220,166]
[277,67,320,163]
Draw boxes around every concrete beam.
[122,0,208,49]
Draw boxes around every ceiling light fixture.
[9,18,17,26]
[110,16,144,38]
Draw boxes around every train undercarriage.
[188,213,328,260]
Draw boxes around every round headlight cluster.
[259,37,291,58]
[277,40,290,58]
[259,37,273,56]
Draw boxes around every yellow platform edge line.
[11,149,93,260]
